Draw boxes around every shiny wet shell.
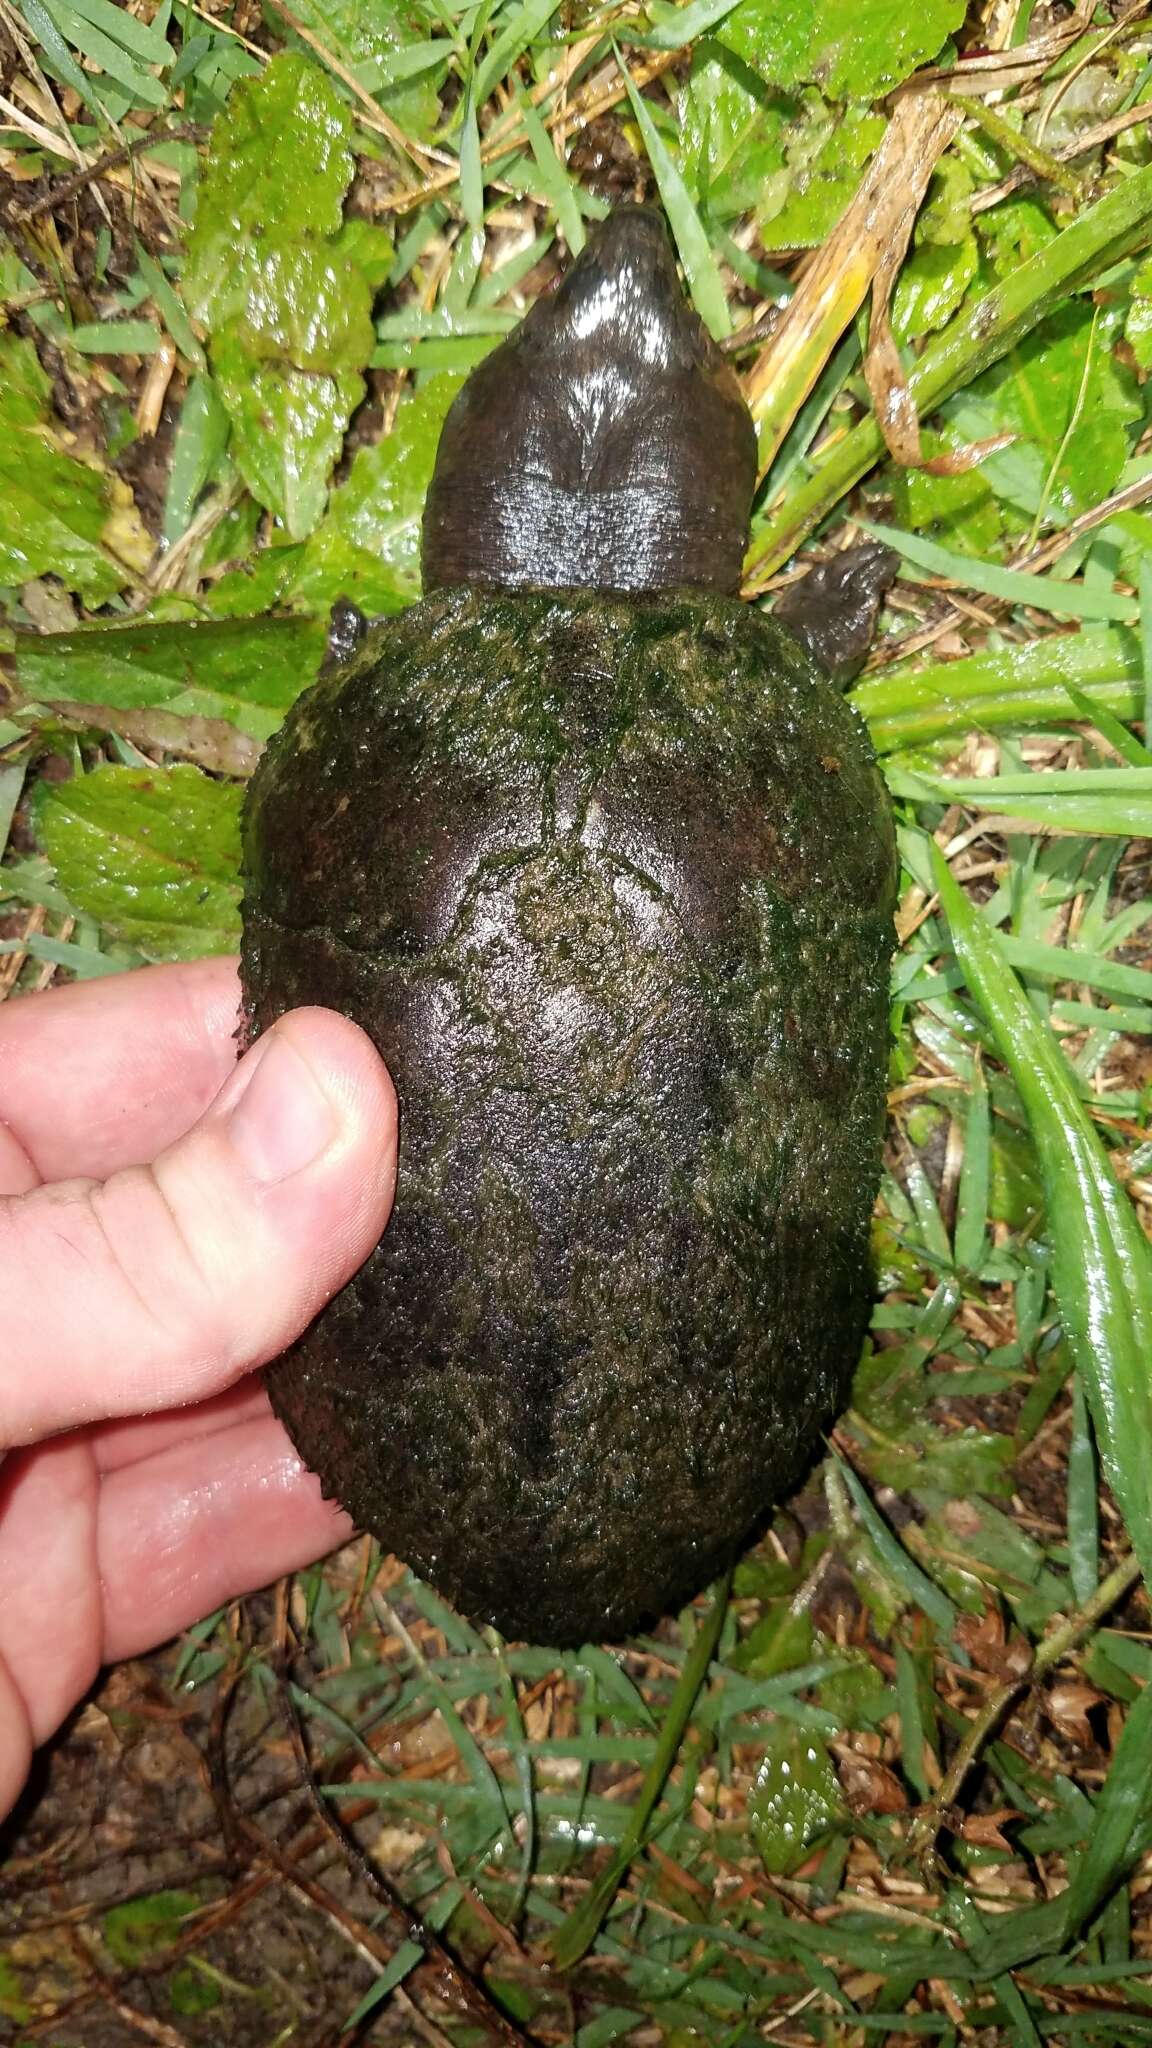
[241,586,897,1645]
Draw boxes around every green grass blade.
[834,1454,958,1633]
[66,0,171,62]
[516,86,585,254]
[0,760,26,856]
[1067,1379,1099,1606]
[70,320,166,354]
[1062,682,1152,768]
[933,848,1152,1591]
[954,1059,990,1273]
[1057,1673,1152,1938]
[1141,557,1152,743]
[20,0,108,119]
[994,1973,1043,2045]
[853,629,1143,754]
[614,46,730,340]
[998,934,1152,1006]
[893,1641,932,1801]
[458,87,483,228]
[892,765,1152,838]
[861,521,1138,626]
[134,242,206,369]
[471,0,561,109]
[547,1568,732,1970]
[41,0,167,105]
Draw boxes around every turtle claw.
[325,599,368,669]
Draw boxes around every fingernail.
[225,1030,339,1183]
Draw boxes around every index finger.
[0,957,243,1183]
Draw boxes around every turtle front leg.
[773,541,898,687]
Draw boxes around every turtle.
[240,205,898,1647]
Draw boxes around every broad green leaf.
[749,1723,844,1875]
[0,336,135,604]
[193,545,308,620]
[761,99,885,251]
[285,0,449,137]
[1,332,52,427]
[708,0,814,91]
[211,243,373,538]
[15,616,327,743]
[714,0,964,101]
[918,153,975,248]
[334,217,395,290]
[808,0,965,99]
[974,304,1141,524]
[214,333,363,540]
[889,441,1004,557]
[677,39,788,222]
[978,192,1059,276]
[183,52,355,327]
[35,765,243,962]
[643,0,745,49]
[892,234,978,343]
[293,374,464,611]
[183,55,374,535]
[0,1956,31,2025]
[169,1963,221,2016]
[914,1493,1063,1627]
[934,851,1152,1590]
[102,1891,204,1969]
[1125,252,1152,370]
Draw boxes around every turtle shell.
[241,584,896,1645]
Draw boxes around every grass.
[3,0,1152,2042]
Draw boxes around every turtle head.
[422,206,757,597]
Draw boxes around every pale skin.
[0,957,397,1824]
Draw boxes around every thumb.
[1,1008,396,1449]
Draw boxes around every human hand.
[0,957,396,1822]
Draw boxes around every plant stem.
[953,92,1084,199]
[546,1565,732,1971]
[744,160,1152,586]
[907,1548,1142,1867]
